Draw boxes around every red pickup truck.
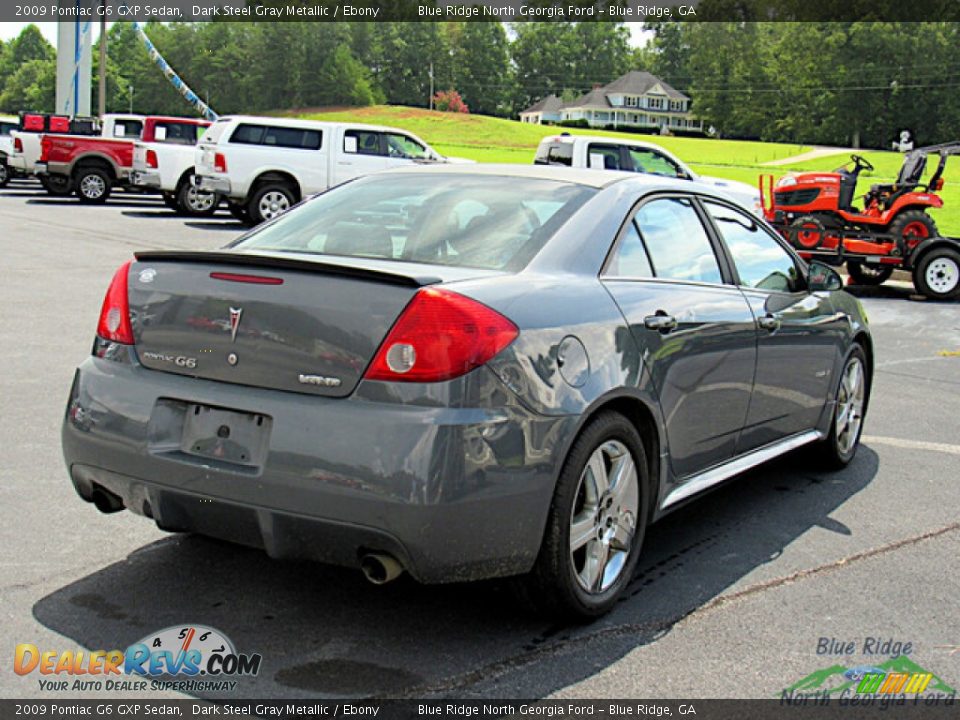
[37,115,208,204]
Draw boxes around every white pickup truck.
[8,114,143,195]
[130,116,215,216]
[534,134,762,215]
[194,115,458,224]
[0,115,19,188]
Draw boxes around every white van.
[534,134,762,215]
[194,116,457,224]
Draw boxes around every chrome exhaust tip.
[360,553,404,585]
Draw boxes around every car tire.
[912,247,960,301]
[813,345,869,470]
[520,411,649,619]
[176,177,218,217]
[0,162,9,188]
[248,183,295,225]
[74,167,112,204]
[40,173,72,196]
[847,262,893,286]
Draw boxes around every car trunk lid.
[128,251,451,397]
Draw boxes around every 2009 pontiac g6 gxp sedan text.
[63,165,872,618]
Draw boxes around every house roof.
[563,87,612,110]
[521,94,564,115]
[603,71,688,101]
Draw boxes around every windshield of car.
[232,174,595,271]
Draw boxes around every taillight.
[214,152,227,173]
[364,288,518,383]
[935,177,945,191]
[40,137,50,161]
[96,261,134,345]
[145,149,158,169]
[14,137,22,153]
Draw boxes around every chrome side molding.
[662,430,824,509]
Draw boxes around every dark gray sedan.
[62,165,872,617]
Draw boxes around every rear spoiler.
[134,250,440,288]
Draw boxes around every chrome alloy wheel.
[80,173,106,199]
[259,191,291,220]
[186,186,216,213]
[925,256,959,295]
[836,355,866,456]
[569,439,639,593]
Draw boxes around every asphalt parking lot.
[1,179,958,701]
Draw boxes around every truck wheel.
[40,174,72,196]
[248,184,295,224]
[75,167,112,204]
[519,411,649,619]
[176,178,218,217]
[913,247,960,300]
[161,192,179,211]
[889,210,937,251]
[0,162,9,188]
[847,262,893,286]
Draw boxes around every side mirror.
[807,261,843,292]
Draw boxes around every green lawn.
[288,106,960,235]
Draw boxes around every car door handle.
[758,314,781,332]
[644,313,678,333]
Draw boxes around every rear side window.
[231,123,321,150]
[344,130,383,156]
[231,124,266,145]
[606,221,653,277]
[535,142,573,166]
[153,122,198,145]
[588,144,625,170]
[112,120,143,138]
[631,197,722,284]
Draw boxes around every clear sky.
[0,21,651,47]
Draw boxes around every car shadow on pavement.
[25,197,163,209]
[33,446,878,699]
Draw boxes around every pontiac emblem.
[228,307,243,342]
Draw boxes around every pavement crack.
[400,521,960,697]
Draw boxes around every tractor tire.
[889,210,937,250]
[847,262,894,286]
[40,174,72,196]
[790,215,826,250]
[74,167,112,204]
[913,247,960,301]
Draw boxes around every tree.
[0,58,56,112]
[454,22,512,116]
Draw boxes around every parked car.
[194,115,456,224]
[535,133,762,214]
[35,114,150,203]
[7,112,107,195]
[130,116,215,216]
[0,114,21,187]
[62,165,871,618]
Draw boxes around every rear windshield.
[232,174,595,272]
[535,141,573,166]
[0,121,16,135]
[153,121,201,145]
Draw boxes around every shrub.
[433,89,469,114]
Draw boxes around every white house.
[521,71,703,132]
[518,94,564,124]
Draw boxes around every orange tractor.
[760,144,960,300]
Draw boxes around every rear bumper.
[130,170,162,189]
[42,161,70,176]
[195,174,232,196]
[62,356,573,583]
[8,155,27,171]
